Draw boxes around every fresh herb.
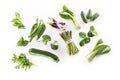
[42,35,51,45]
[87,26,98,37]
[60,31,79,55]
[48,17,66,30]
[86,39,111,62]
[29,48,59,62]
[80,11,88,23]
[11,12,25,29]
[59,5,81,29]
[51,41,59,50]
[29,19,46,42]
[17,37,28,46]
[12,53,34,70]
[80,9,99,23]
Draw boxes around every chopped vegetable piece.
[48,17,65,30]
[51,41,59,50]
[17,37,28,46]
[59,5,81,29]
[60,31,79,55]
[11,12,25,29]
[90,13,99,21]
[29,48,59,62]
[81,11,88,23]
[86,39,111,62]
[12,53,34,70]
[86,9,92,19]
[29,19,46,42]
[42,35,51,45]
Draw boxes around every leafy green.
[51,41,59,50]
[42,35,51,45]
[87,26,98,37]
[11,12,25,29]
[29,19,46,42]
[86,39,111,62]
[79,40,85,47]
[84,37,91,44]
[79,32,86,38]
[12,53,34,70]
[17,37,28,46]
[59,5,81,29]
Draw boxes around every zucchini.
[29,48,59,62]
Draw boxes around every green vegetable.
[59,5,81,29]
[51,41,59,50]
[87,26,98,37]
[86,9,92,19]
[86,39,111,62]
[12,53,34,70]
[11,12,25,29]
[60,31,79,55]
[17,37,28,46]
[42,35,51,45]
[29,19,46,42]
[80,9,99,23]
[29,48,59,62]
[79,40,85,47]
[79,37,90,47]
[90,13,99,21]
[81,11,88,23]
[84,37,90,44]
[79,32,86,38]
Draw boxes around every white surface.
[0,0,120,80]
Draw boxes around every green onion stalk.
[60,31,79,55]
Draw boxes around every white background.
[0,0,120,80]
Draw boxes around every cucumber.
[90,13,99,21]
[81,11,88,23]
[29,48,59,62]
[86,9,92,19]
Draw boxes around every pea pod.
[29,48,59,63]
[81,11,88,23]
